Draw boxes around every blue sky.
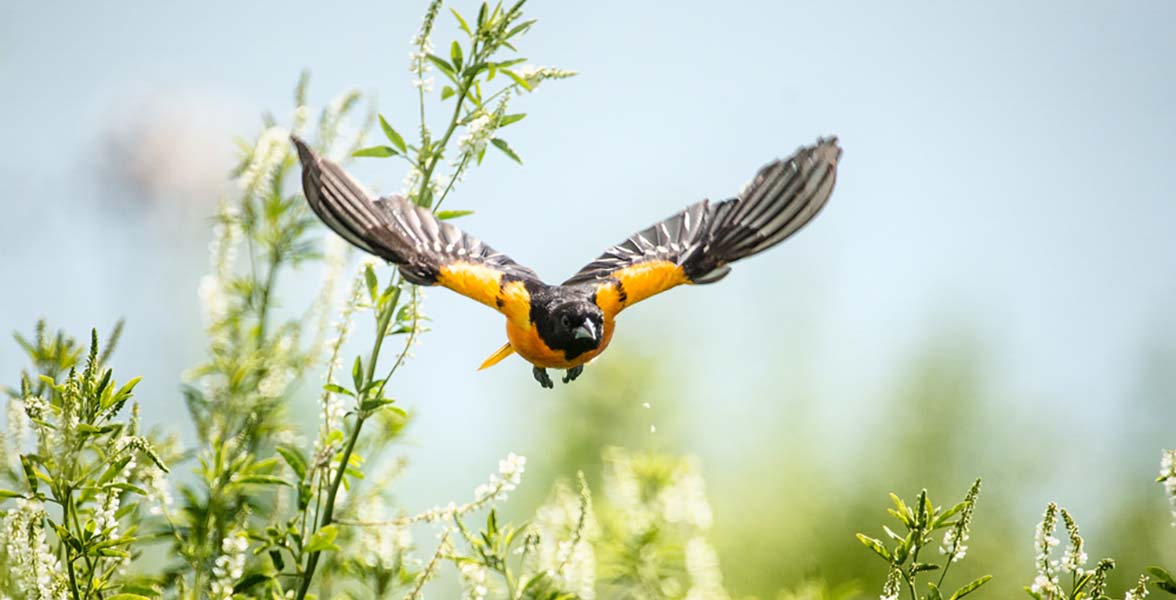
[2,1,1175,521]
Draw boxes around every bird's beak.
[573,320,598,341]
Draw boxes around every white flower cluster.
[310,234,351,360]
[939,528,968,562]
[257,367,294,399]
[238,126,290,196]
[604,450,714,534]
[661,462,713,530]
[1060,509,1087,575]
[143,464,174,516]
[683,536,730,600]
[2,499,67,600]
[514,64,578,90]
[459,561,489,600]
[1161,449,1176,526]
[1126,575,1150,600]
[356,495,412,570]
[418,452,527,523]
[409,35,436,93]
[475,452,526,503]
[209,531,250,600]
[6,397,28,456]
[457,114,494,156]
[532,481,596,599]
[1030,503,1061,598]
[94,452,137,539]
[879,566,902,600]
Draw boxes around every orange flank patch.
[506,318,616,370]
[437,262,531,324]
[592,260,689,318]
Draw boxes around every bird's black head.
[536,299,604,360]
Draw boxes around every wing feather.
[563,137,841,317]
[293,136,543,317]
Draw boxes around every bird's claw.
[533,366,554,389]
[562,365,583,384]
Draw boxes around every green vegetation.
[1,1,1174,599]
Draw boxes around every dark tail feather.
[684,137,840,282]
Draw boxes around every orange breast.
[506,317,616,369]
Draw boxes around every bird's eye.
[560,315,571,328]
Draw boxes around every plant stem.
[295,413,367,599]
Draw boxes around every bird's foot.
[533,366,554,389]
[562,365,583,384]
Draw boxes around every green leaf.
[927,582,944,600]
[490,138,522,164]
[234,573,272,593]
[360,397,396,412]
[107,595,152,600]
[950,575,993,600]
[0,489,25,499]
[353,145,399,158]
[498,113,526,127]
[855,533,891,561]
[450,40,464,71]
[436,209,474,220]
[1148,567,1176,594]
[451,8,472,35]
[441,86,456,100]
[352,356,364,393]
[933,501,968,528]
[323,383,354,398]
[276,446,308,481]
[305,524,340,553]
[501,68,532,91]
[364,264,379,302]
[378,115,407,153]
[239,475,290,486]
[427,54,456,78]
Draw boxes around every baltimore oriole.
[292,135,840,388]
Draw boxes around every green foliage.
[858,480,990,600]
[2,324,172,598]
[354,0,575,211]
[1,2,1174,600]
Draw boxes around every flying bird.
[292,135,840,388]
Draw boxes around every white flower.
[459,562,489,600]
[258,367,294,399]
[210,531,250,600]
[940,528,968,562]
[532,480,596,599]
[238,126,290,196]
[683,537,729,600]
[1161,450,1176,526]
[457,114,494,156]
[513,64,578,90]
[3,499,67,600]
[411,76,435,93]
[880,567,902,600]
[661,458,713,530]
[6,397,28,456]
[143,465,174,516]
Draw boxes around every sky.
[2,1,1175,526]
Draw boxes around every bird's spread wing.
[293,136,541,324]
[563,137,840,318]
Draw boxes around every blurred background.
[2,1,1175,597]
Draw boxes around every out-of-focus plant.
[1022,502,1159,600]
[857,480,991,600]
[1,324,173,598]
